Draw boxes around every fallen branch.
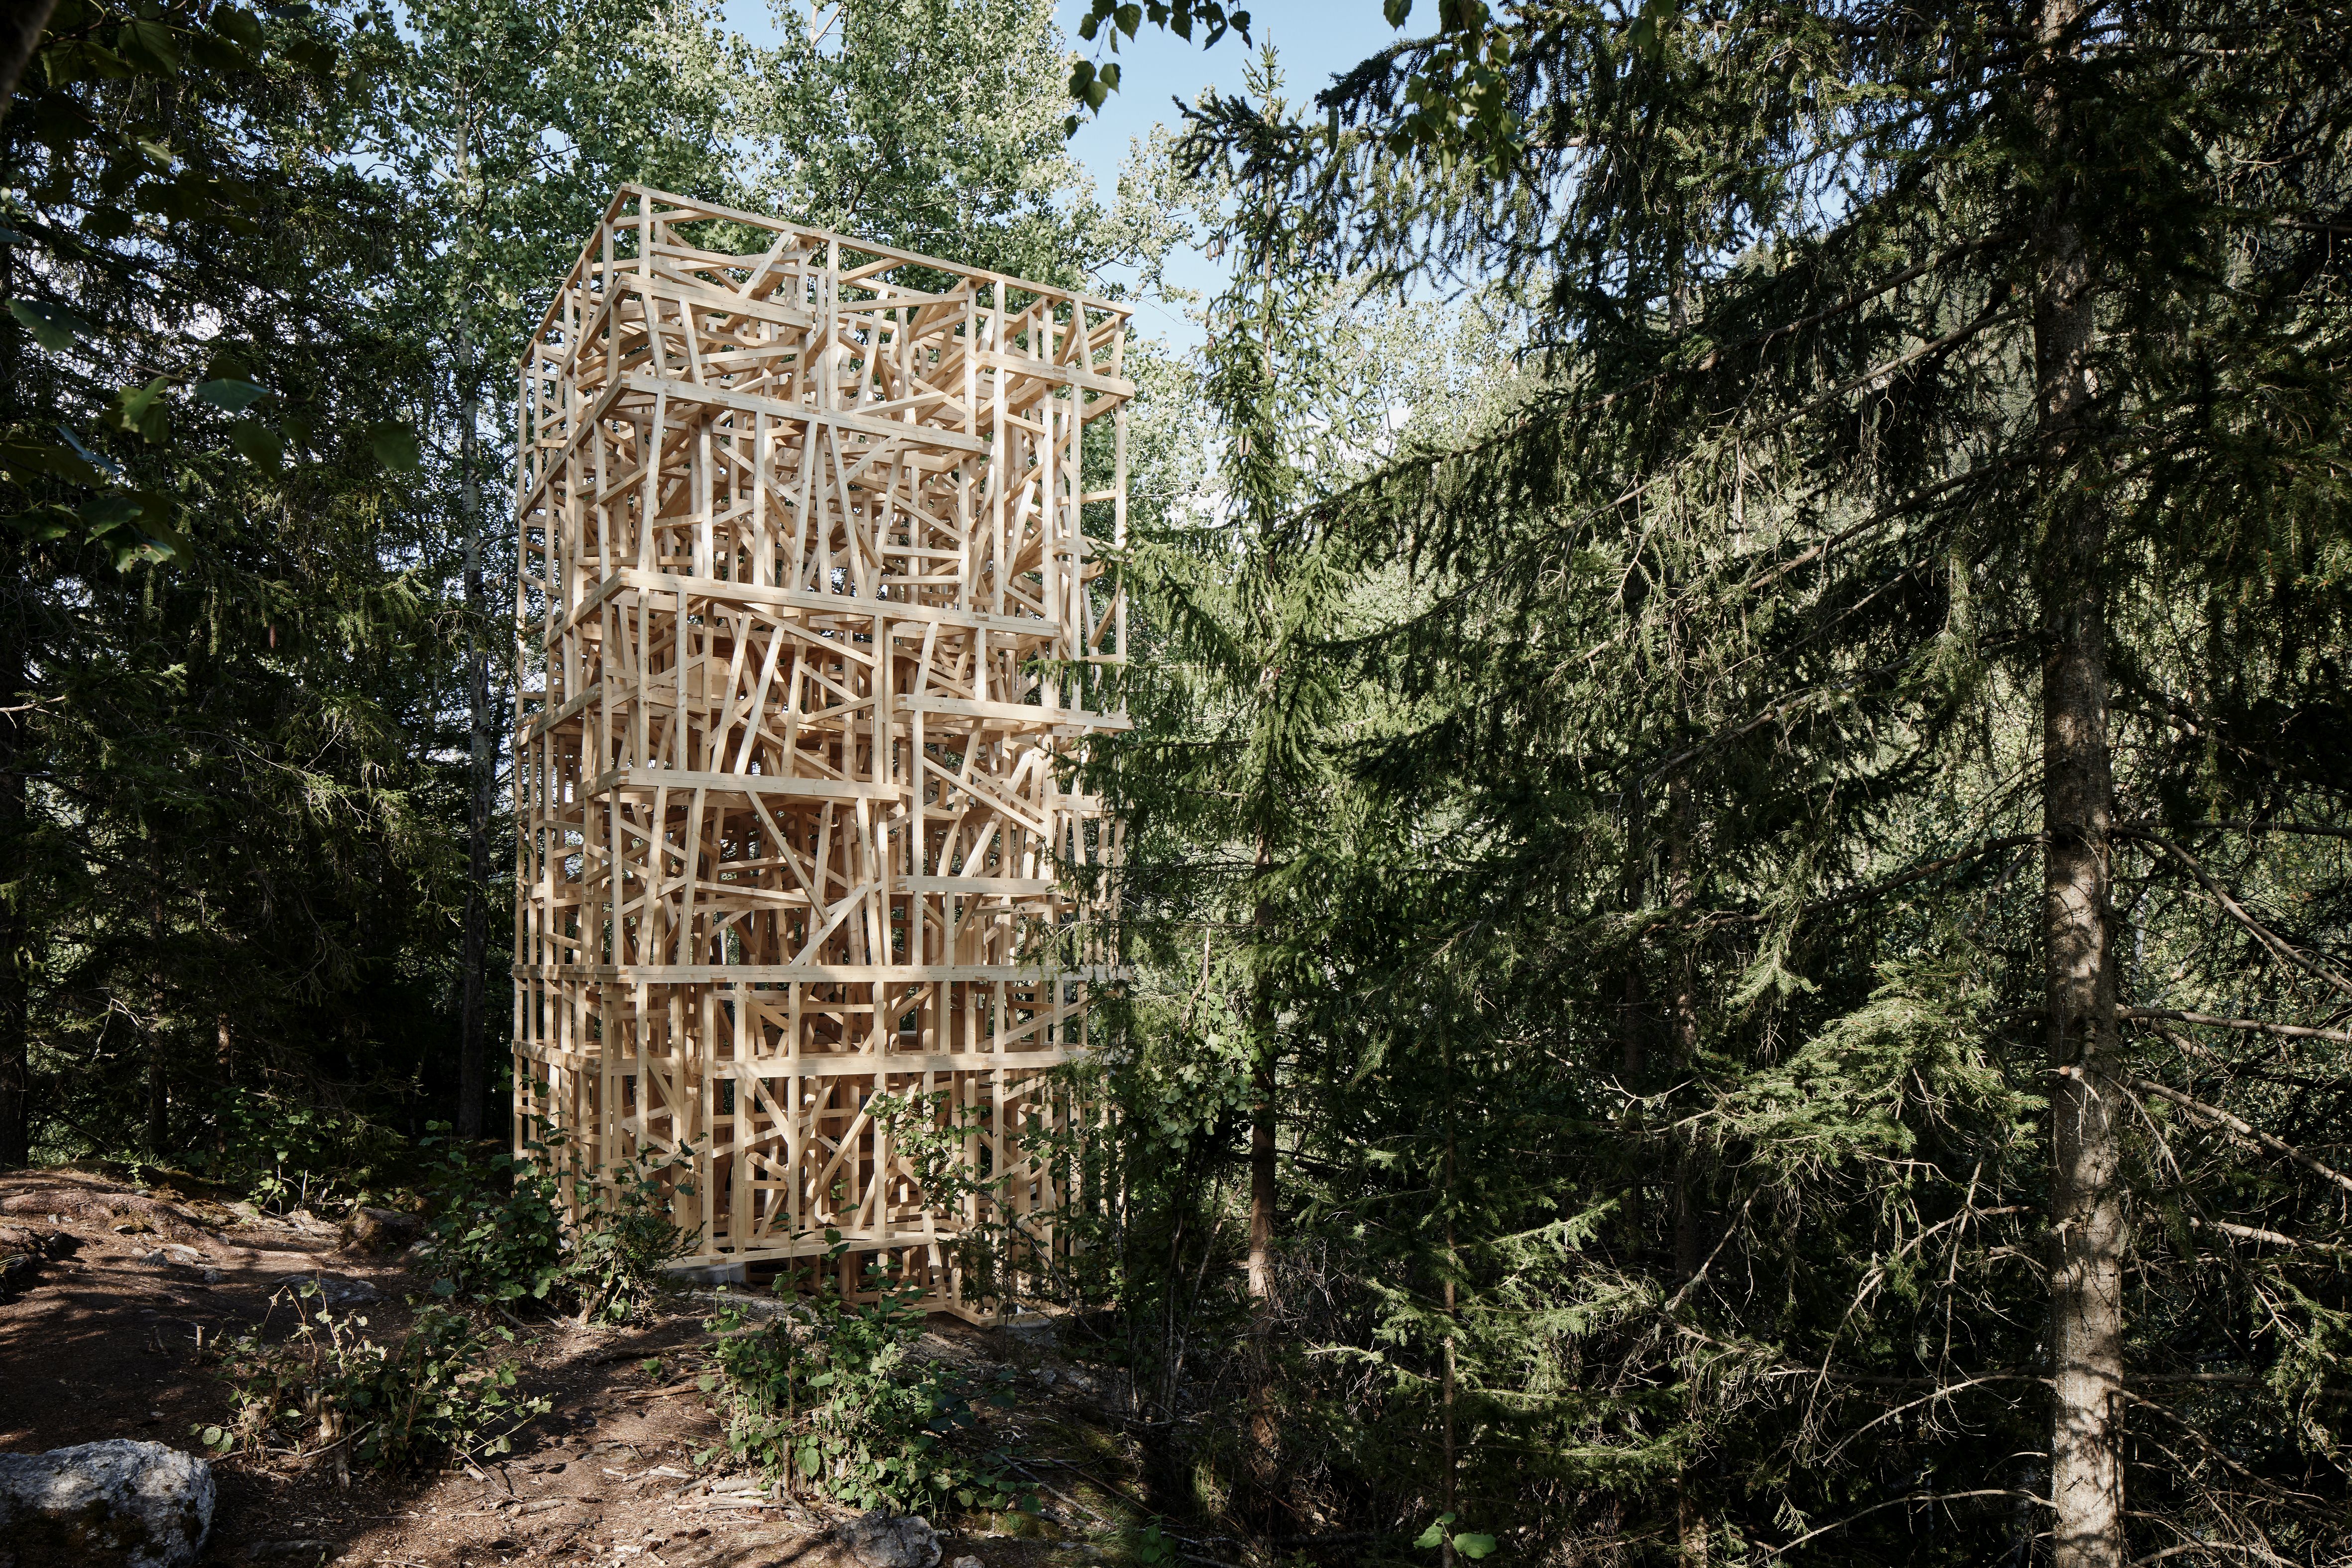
[1765,1488,2046,1557]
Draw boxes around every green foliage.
[565,1141,702,1323]
[1,0,468,1175]
[4,0,416,560]
[1413,1513,1496,1560]
[199,1281,548,1472]
[1082,3,2352,1562]
[204,1088,409,1216]
[415,1125,569,1307]
[1123,1521,1179,1564]
[700,1247,1033,1515]
[414,1122,695,1319]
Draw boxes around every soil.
[0,1170,1186,1568]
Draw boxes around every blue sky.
[1055,0,1392,346]
[713,0,1396,348]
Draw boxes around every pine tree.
[1251,0,2352,1559]
[0,0,460,1167]
[1100,0,2352,1558]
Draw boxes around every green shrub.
[568,1141,701,1322]
[415,1124,569,1307]
[199,1280,549,1474]
[414,1122,694,1319]
[702,1243,1034,1515]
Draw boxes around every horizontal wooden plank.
[627,273,813,332]
[585,766,895,801]
[900,875,1059,896]
[974,349,1135,401]
[554,1049,1085,1079]
[901,695,1133,731]
[543,567,1066,649]
[617,371,987,454]
[510,961,1104,984]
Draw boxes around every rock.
[950,1558,985,1568]
[338,1206,421,1255]
[0,1225,76,1297]
[841,1510,942,1568]
[135,1246,222,1285]
[0,1439,215,1568]
[996,1311,1059,1349]
[303,1273,378,1307]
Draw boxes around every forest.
[1,1,2348,1567]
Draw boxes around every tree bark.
[457,318,494,1141]
[146,861,168,1157]
[0,541,26,1169]
[2031,2,2124,1563]
[1440,1018,1459,1568]
[1620,780,1647,1239]
[1245,829,1280,1524]
[1244,175,1284,1525]
[1667,776,1707,1567]
[0,223,31,1168]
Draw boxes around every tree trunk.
[146,865,168,1157]
[457,319,494,1141]
[1440,1018,1459,1568]
[0,544,26,1169]
[1620,780,1647,1239]
[1666,776,1707,1567]
[2031,2,2123,1562]
[1245,830,1280,1524]
[0,230,30,1169]
[214,1013,233,1159]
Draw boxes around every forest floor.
[0,1169,1175,1568]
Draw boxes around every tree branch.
[2113,1068,2352,1199]
[2123,1008,2352,1047]
[2117,828,2352,998]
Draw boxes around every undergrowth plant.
[701,1239,1035,1516]
[416,1123,568,1307]
[566,1141,702,1322]
[415,1120,695,1320]
[199,1279,548,1476]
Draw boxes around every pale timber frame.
[509,186,1129,1319]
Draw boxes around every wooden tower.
[509,187,1130,1317]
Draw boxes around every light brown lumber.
[510,188,1128,1321]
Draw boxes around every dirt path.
[0,1171,1151,1568]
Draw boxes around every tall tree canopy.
[1079,0,2352,1562]
[3,3,2347,1565]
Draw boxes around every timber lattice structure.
[510,186,1130,1318]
